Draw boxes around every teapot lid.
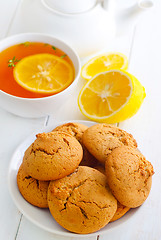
[42,0,97,14]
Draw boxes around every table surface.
[0,0,161,240]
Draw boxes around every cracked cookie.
[17,164,49,208]
[82,123,137,164]
[105,146,154,208]
[47,166,117,234]
[22,131,83,181]
[53,122,98,168]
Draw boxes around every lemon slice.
[81,52,128,80]
[78,70,146,123]
[13,53,74,94]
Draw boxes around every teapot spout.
[138,0,154,9]
[103,0,153,12]
[116,0,154,35]
[128,0,154,15]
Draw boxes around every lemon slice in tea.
[13,53,74,94]
[81,52,128,80]
[78,70,146,123]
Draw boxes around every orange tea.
[0,42,75,98]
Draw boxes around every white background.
[0,0,160,239]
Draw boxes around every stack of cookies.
[17,122,154,234]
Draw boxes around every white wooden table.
[0,0,161,239]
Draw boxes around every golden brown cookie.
[17,164,49,208]
[105,146,154,208]
[47,166,117,234]
[82,123,137,164]
[93,163,130,222]
[52,122,88,144]
[110,201,130,222]
[53,122,98,168]
[22,131,83,181]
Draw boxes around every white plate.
[8,120,137,237]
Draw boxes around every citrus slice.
[13,53,74,94]
[78,70,146,123]
[81,52,128,80]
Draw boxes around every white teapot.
[41,0,154,57]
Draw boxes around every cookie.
[105,146,154,208]
[93,164,130,222]
[17,164,49,208]
[47,166,117,234]
[22,131,83,181]
[110,201,130,222]
[52,122,88,144]
[82,123,137,164]
[53,122,98,168]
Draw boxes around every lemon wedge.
[78,70,146,123]
[13,53,74,94]
[81,52,128,80]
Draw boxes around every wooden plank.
[3,0,156,239]
[0,0,22,239]
[0,0,20,39]
[0,108,46,240]
[16,216,97,240]
[7,2,135,239]
[110,1,161,240]
[0,1,50,239]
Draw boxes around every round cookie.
[53,122,98,168]
[52,122,88,144]
[47,166,117,234]
[22,131,83,181]
[17,164,49,208]
[110,201,130,222]
[92,164,130,222]
[105,146,154,208]
[82,123,137,164]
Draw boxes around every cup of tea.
[0,33,81,118]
